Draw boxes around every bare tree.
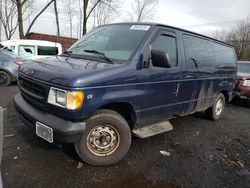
[215,18,250,60]
[54,0,60,36]
[129,0,158,22]
[93,0,120,27]
[82,0,99,35]
[0,0,18,39]
[64,0,74,38]
[233,19,250,60]
[78,0,82,37]
[12,0,55,39]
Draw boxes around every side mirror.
[151,49,171,68]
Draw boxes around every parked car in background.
[0,48,23,86]
[14,23,237,166]
[233,61,250,100]
[1,39,62,60]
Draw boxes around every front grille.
[18,75,49,105]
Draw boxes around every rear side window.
[18,45,35,58]
[183,35,214,69]
[214,43,235,65]
[38,46,58,55]
[151,34,177,67]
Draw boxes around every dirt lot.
[1,85,250,188]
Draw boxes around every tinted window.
[38,46,58,55]
[151,34,177,67]
[18,45,35,58]
[183,35,214,69]
[214,43,235,65]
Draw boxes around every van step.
[132,121,173,138]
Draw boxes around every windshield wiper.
[84,50,113,64]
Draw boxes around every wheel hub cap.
[215,99,223,116]
[87,125,120,156]
[0,74,7,85]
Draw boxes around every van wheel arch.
[97,102,137,129]
[206,93,225,120]
[221,90,229,102]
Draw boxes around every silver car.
[0,48,22,86]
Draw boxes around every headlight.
[242,80,250,87]
[66,91,84,110]
[48,87,84,110]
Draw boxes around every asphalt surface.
[1,85,250,188]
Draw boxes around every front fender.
[82,86,143,118]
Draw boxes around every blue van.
[14,23,237,166]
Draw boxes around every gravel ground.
[1,85,250,188]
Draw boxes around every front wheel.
[0,71,11,86]
[75,109,131,166]
[206,93,225,120]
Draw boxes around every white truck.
[1,39,62,60]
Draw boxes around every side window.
[214,43,236,65]
[151,34,177,67]
[18,45,35,58]
[183,35,214,69]
[38,46,58,55]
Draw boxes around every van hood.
[19,56,125,88]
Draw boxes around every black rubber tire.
[75,109,131,166]
[0,70,12,86]
[206,93,225,121]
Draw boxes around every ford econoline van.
[14,23,237,166]
[1,39,62,60]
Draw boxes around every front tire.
[75,109,131,166]
[206,93,225,120]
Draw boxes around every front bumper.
[14,93,86,143]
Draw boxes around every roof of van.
[1,39,61,47]
[105,22,233,47]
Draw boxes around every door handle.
[174,83,180,97]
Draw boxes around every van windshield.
[67,24,151,61]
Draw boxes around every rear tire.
[0,70,11,86]
[75,109,131,166]
[206,93,225,120]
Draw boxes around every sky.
[1,0,250,40]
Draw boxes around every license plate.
[36,122,53,143]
